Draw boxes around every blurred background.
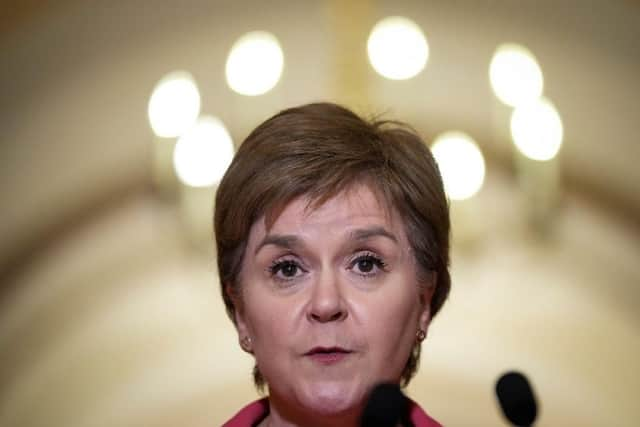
[1,0,639,425]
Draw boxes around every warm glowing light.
[148,71,201,138]
[225,31,284,96]
[511,97,563,161]
[367,16,429,80]
[173,116,235,187]
[431,132,486,200]
[489,43,544,107]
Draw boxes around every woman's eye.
[356,257,375,273]
[279,262,298,277]
[269,260,304,280]
[351,254,386,276]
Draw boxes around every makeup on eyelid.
[266,250,390,282]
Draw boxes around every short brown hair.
[214,102,450,389]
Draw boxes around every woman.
[215,103,450,426]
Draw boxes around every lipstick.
[305,346,352,365]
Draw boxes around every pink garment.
[222,397,442,427]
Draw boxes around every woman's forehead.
[251,184,404,242]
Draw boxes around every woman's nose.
[307,270,348,323]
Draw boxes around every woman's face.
[233,184,433,419]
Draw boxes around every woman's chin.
[297,380,365,416]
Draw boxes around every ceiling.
[1,0,639,281]
[1,0,639,277]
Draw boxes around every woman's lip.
[306,348,351,365]
[304,347,353,365]
[305,346,351,355]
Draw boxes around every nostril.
[329,311,345,321]
[309,308,347,323]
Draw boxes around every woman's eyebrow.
[349,226,398,243]
[254,227,397,255]
[254,234,301,255]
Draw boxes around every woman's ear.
[418,272,437,334]
[226,284,250,348]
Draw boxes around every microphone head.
[495,371,538,426]
[360,383,410,427]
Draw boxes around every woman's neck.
[263,394,362,427]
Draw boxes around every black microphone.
[360,383,412,427]
[495,371,538,427]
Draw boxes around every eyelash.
[268,257,306,283]
[348,252,387,278]
[266,251,388,283]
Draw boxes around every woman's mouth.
[305,347,353,365]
